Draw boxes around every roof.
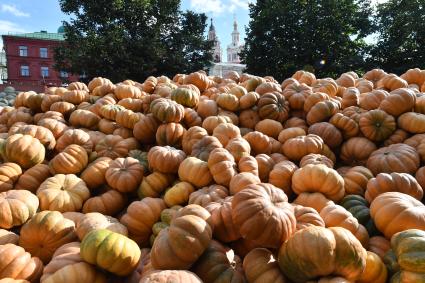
[3,31,65,41]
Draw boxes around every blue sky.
[0,0,252,62]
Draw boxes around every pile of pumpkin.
[0,68,425,283]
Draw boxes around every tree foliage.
[55,0,213,82]
[368,0,425,74]
[240,0,374,80]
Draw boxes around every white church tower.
[208,19,222,63]
[226,17,244,63]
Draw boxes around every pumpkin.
[133,114,160,144]
[188,184,228,207]
[82,188,126,215]
[37,118,68,139]
[244,131,272,155]
[41,95,62,112]
[243,248,287,283]
[55,129,93,153]
[76,212,127,240]
[80,157,112,189]
[293,192,333,213]
[319,203,370,247]
[80,229,141,276]
[308,122,342,149]
[306,100,339,125]
[147,145,186,174]
[369,236,391,260]
[150,98,185,123]
[213,123,241,147]
[359,90,389,110]
[300,153,334,168]
[40,242,106,283]
[278,226,367,282]
[105,157,144,193]
[207,148,237,187]
[150,205,212,269]
[192,240,245,283]
[292,164,345,202]
[292,70,316,85]
[204,197,240,242]
[69,109,101,129]
[357,252,388,283]
[8,124,56,151]
[19,211,76,263]
[293,204,325,231]
[340,137,377,166]
[0,190,38,229]
[257,92,289,122]
[340,195,379,236]
[0,244,43,282]
[232,183,295,248]
[50,101,76,117]
[183,108,202,128]
[95,135,131,159]
[0,229,19,245]
[140,270,202,283]
[341,87,359,108]
[0,162,22,192]
[340,166,374,196]
[278,127,306,144]
[120,197,166,245]
[312,78,338,97]
[239,92,260,109]
[49,144,88,175]
[378,88,416,117]
[115,84,142,99]
[3,134,45,169]
[155,122,185,148]
[283,134,324,161]
[182,126,208,155]
[366,172,423,202]
[138,171,174,199]
[202,115,232,135]
[377,74,408,91]
[118,97,143,112]
[37,174,90,212]
[367,143,419,175]
[256,82,282,95]
[225,137,251,162]
[398,112,425,134]
[370,192,425,239]
[329,113,359,138]
[115,109,141,129]
[164,181,195,207]
[178,157,213,188]
[391,229,425,273]
[197,99,218,118]
[238,155,259,175]
[239,109,260,129]
[359,109,396,142]
[268,160,298,197]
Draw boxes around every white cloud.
[189,0,252,15]
[1,4,30,17]
[0,20,28,51]
[228,0,250,12]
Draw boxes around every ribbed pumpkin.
[3,134,45,169]
[357,251,387,283]
[283,134,324,161]
[369,236,391,260]
[19,211,76,263]
[69,109,101,129]
[191,240,245,282]
[178,157,213,188]
[138,171,174,198]
[341,166,373,196]
[82,188,126,215]
[0,229,19,245]
[205,196,240,242]
[150,98,185,123]
[14,163,50,193]
[293,204,325,231]
[37,174,90,212]
[8,124,56,151]
[257,92,289,122]
[340,195,379,236]
[171,87,200,107]
[359,109,396,142]
[340,137,377,166]
[232,183,296,248]
[188,184,229,207]
[105,157,144,193]
[0,162,22,192]
[370,192,425,239]
[367,143,419,175]
[150,205,212,269]
[80,229,141,276]
[140,270,202,283]
[0,190,39,229]
[49,144,88,175]
[164,181,195,207]
[398,112,425,134]
[120,197,166,246]
[391,229,425,273]
[292,164,345,202]
[365,172,423,202]
[207,148,237,187]
[76,212,127,241]
[40,242,107,283]
[243,248,287,283]
[147,145,186,174]
[0,244,43,282]
[278,226,367,282]
[80,157,112,189]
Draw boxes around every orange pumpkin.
[105,157,144,193]
[49,144,88,175]
[359,109,396,142]
[83,188,126,216]
[367,143,419,175]
[4,134,45,169]
[147,146,186,174]
[0,244,43,282]
[232,183,296,248]
[0,163,22,192]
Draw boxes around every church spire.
[209,18,215,32]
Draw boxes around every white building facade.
[208,19,222,63]
[226,19,244,64]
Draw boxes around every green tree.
[240,0,374,80]
[55,0,213,82]
[369,0,425,74]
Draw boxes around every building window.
[60,71,68,78]
[19,46,28,57]
[41,67,49,77]
[20,65,30,76]
[40,48,48,58]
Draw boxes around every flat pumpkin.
[4,134,45,169]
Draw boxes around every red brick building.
[1,28,79,92]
